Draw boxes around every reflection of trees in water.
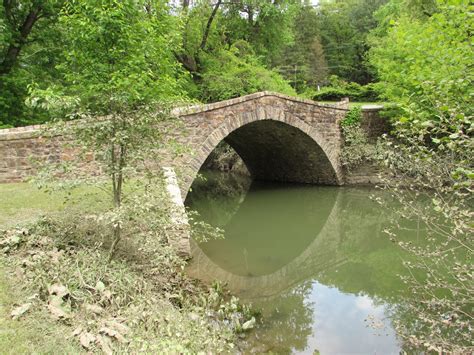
[315,188,410,300]
[188,181,417,300]
[242,281,315,354]
[185,170,251,228]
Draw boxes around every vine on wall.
[341,107,377,169]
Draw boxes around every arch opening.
[221,120,338,185]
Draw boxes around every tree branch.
[182,0,189,11]
[3,0,17,25]
[199,0,222,51]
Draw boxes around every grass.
[0,183,100,354]
[0,182,253,353]
[349,101,386,108]
[318,100,387,108]
[0,182,108,229]
[0,262,82,354]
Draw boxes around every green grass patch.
[0,261,82,354]
[0,182,109,229]
[318,100,387,108]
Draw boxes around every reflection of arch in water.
[187,189,347,299]
[190,182,339,276]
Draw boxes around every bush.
[340,107,378,169]
[341,106,362,127]
[368,2,473,350]
[310,76,382,102]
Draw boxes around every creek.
[185,171,423,354]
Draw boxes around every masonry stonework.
[0,92,386,195]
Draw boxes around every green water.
[186,171,420,354]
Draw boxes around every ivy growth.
[341,106,362,127]
[340,106,378,169]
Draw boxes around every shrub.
[0,199,257,353]
[310,76,382,102]
[341,106,362,127]
[368,1,474,348]
[340,107,378,169]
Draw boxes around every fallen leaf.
[97,335,113,355]
[20,259,34,267]
[85,303,103,315]
[102,290,112,301]
[95,281,105,293]
[72,326,83,337]
[99,327,116,337]
[105,319,129,335]
[0,232,21,248]
[99,326,127,343]
[11,303,32,320]
[9,235,21,245]
[79,332,95,349]
[48,248,64,264]
[242,317,256,330]
[48,295,70,320]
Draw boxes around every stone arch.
[181,105,343,200]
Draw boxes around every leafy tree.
[318,0,388,84]
[307,37,329,86]
[199,41,295,102]
[0,0,63,75]
[0,0,395,127]
[274,5,329,92]
[371,0,439,37]
[369,0,472,119]
[367,0,473,351]
[176,0,296,101]
[219,0,297,66]
[30,0,188,259]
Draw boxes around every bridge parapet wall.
[0,128,72,183]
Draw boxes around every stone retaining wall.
[344,105,390,185]
[360,106,391,141]
[0,129,62,183]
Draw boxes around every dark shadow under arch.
[181,113,342,200]
[223,120,338,185]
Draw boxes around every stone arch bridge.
[161,91,354,199]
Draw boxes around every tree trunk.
[108,224,122,262]
[247,5,254,27]
[0,6,42,75]
[108,143,126,262]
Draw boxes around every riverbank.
[0,183,255,353]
